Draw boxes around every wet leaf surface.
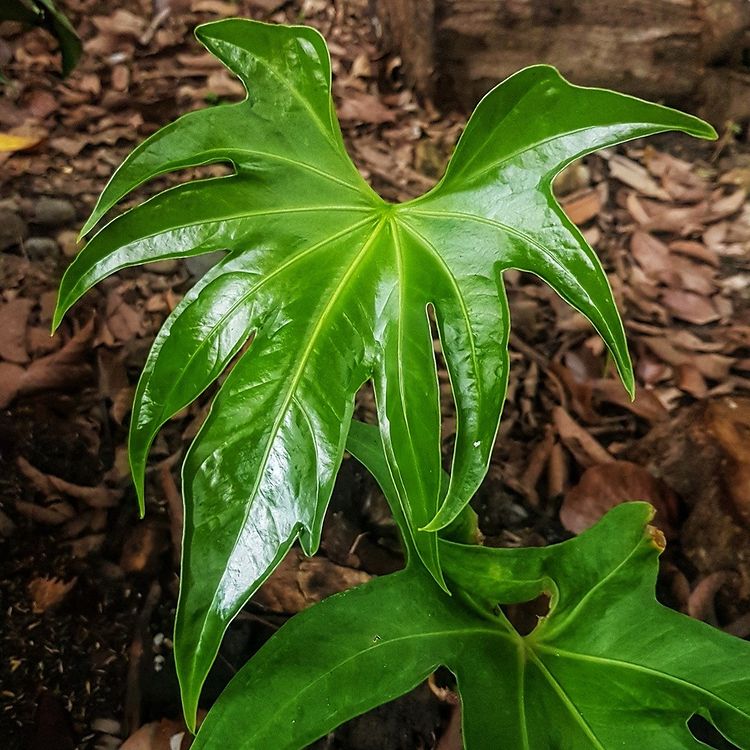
[2,0,749,747]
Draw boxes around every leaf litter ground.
[1,1,749,748]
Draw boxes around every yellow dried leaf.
[0,132,45,153]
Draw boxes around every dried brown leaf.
[675,363,708,398]
[120,521,169,574]
[661,289,720,325]
[64,533,106,558]
[642,147,697,181]
[561,460,678,536]
[609,154,670,200]
[255,550,372,613]
[705,399,750,527]
[15,499,75,525]
[338,93,396,125]
[560,187,601,225]
[0,131,45,153]
[668,256,716,296]
[646,202,710,234]
[26,326,61,357]
[92,10,146,39]
[593,378,668,423]
[518,427,555,506]
[120,718,194,750]
[708,189,746,221]
[625,191,652,224]
[547,440,568,498]
[552,406,613,467]
[28,576,78,614]
[668,240,719,267]
[0,298,33,364]
[16,318,94,401]
[191,0,239,13]
[687,571,730,623]
[630,231,670,278]
[17,456,121,508]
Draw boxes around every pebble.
[185,250,225,280]
[34,197,76,227]
[24,236,60,261]
[57,229,82,258]
[91,718,122,735]
[149,259,180,274]
[0,209,28,250]
[94,734,122,750]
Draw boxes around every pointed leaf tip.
[617,352,636,400]
[79,216,96,240]
[130,462,146,518]
[51,297,66,334]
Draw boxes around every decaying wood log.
[377,0,750,123]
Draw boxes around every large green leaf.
[193,497,750,749]
[53,18,715,724]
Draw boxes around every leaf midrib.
[230,32,346,167]
[536,643,750,723]
[397,220,482,402]
[442,78,544,184]
[132,216,374,456]
[179,143,368,194]
[407,208,621,360]
[451,123,605,187]
[122,203,372,244]
[245,622,513,744]
[516,633,531,750]
[533,537,643,643]
[528,649,607,749]
[396,218,486,526]
[198,217,386,627]
[70,203,373,305]
[388,219,439,529]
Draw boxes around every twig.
[159,461,183,568]
[124,581,161,736]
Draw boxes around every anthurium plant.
[55,17,750,748]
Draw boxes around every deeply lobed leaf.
[193,440,750,748]
[54,18,716,723]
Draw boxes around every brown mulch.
[1,1,749,749]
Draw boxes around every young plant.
[54,17,750,748]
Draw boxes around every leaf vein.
[409,208,621,359]
[529,651,606,749]
[136,216,374,443]
[397,220,482,403]
[198,218,386,621]
[536,645,750,722]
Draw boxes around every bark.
[377,0,750,121]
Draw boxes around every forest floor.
[1,1,750,749]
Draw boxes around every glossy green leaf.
[1,0,81,76]
[53,17,715,725]
[194,499,750,750]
